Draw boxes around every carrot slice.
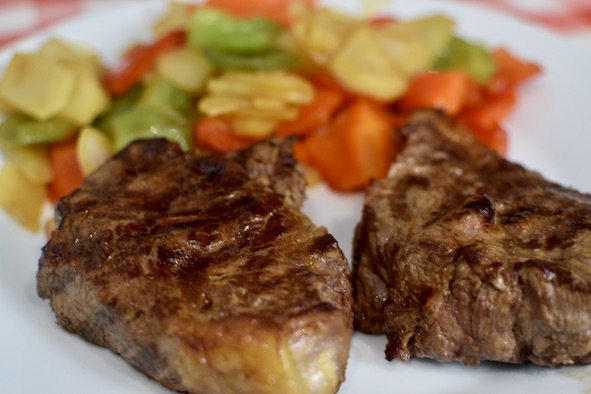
[203,0,316,27]
[484,47,541,94]
[399,71,474,116]
[102,30,186,96]
[459,116,508,157]
[301,98,396,191]
[293,139,311,164]
[473,123,508,157]
[454,48,538,157]
[307,72,355,101]
[369,15,398,27]
[461,89,516,131]
[193,115,258,154]
[47,137,85,204]
[274,87,345,137]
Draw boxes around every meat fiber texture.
[353,110,591,367]
[37,138,353,394]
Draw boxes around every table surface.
[1,0,591,51]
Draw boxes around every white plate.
[2,0,591,393]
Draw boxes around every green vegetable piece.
[202,47,297,71]
[105,84,142,115]
[93,84,142,135]
[433,36,495,84]
[404,14,456,56]
[109,105,191,152]
[0,113,76,145]
[188,8,282,55]
[106,77,193,152]
[139,76,192,117]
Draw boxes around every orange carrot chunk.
[307,72,354,99]
[399,71,474,116]
[203,0,316,27]
[193,115,258,154]
[47,137,85,204]
[461,89,516,132]
[484,47,541,94]
[462,118,509,157]
[274,87,345,137]
[301,98,396,191]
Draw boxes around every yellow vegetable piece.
[292,6,360,65]
[376,30,434,77]
[37,38,102,74]
[378,14,454,76]
[0,53,75,120]
[199,95,251,116]
[58,64,111,126]
[329,26,407,101]
[393,14,455,55]
[0,161,47,232]
[207,71,315,104]
[199,71,313,131]
[360,0,390,18]
[0,94,12,114]
[234,106,299,121]
[274,30,318,74]
[76,126,113,176]
[231,116,279,138]
[199,95,299,120]
[152,2,190,36]
[252,96,291,111]
[0,38,107,125]
[0,143,53,184]
[290,9,455,101]
[156,47,214,94]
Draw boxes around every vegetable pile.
[0,0,541,232]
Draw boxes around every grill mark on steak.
[37,138,353,394]
[353,110,591,367]
[463,195,496,224]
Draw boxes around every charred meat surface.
[37,138,353,394]
[353,110,591,367]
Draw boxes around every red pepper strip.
[102,30,186,96]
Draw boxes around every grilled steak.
[37,138,353,394]
[353,110,591,367]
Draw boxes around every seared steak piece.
[353,110,591,367]
[37,138,353,394]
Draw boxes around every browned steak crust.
[37,138,353,394]
[353,110,591,367]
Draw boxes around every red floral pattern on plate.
[0,0,590,49]
[456,0,591,32]
[0,0,83,48]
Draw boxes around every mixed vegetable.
[0,0,541,232]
